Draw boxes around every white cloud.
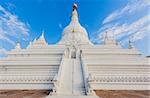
[103,0,150,24]
[92,0,150,55]
[0,5,29,48]
[99,13,149,43]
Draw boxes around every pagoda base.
[46,95,99,98]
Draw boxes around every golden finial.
[72,29,75,33]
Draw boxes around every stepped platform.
[46,95,99,98]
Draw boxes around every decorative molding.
[88,76,150,83]
[0,76,54,83]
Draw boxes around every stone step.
[46,95,99,98]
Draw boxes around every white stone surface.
[58,4,92,45]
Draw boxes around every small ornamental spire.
[104,31,108,44]
[128,38,133,49]
[33,38,37,43]
[103,31,117,45]
[16,40,21,49]
[16,32,21,49]
[41,30,44,39]
[104,31,109,40]
[36,30,47,45]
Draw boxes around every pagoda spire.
[71,3,79,23]
[35,30,47,45]
[58,3,92,45]
[15,40,21,49]
[104,31,109,44]
[15,32,21,49]
[128,38,133,49]
[41,30,45,39]
[103,31,117,45]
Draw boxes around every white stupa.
[58,3,92,45]
[0,3,149,98]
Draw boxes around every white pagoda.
[0,3,149,98]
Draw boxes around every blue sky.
[0,0,149,56]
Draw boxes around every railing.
[80,52,91,95]
[55,55,65,83]
[80,51,97,96]
[51,50,66,95]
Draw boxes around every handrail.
[51,50,66,95]
[80,52,89,95]
[56,55,65,82]
[80,52,96,95]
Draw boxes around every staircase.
[46,56,99,98]
[46,47,99,98]
[57,58,85,95]
[72,58,85,95]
